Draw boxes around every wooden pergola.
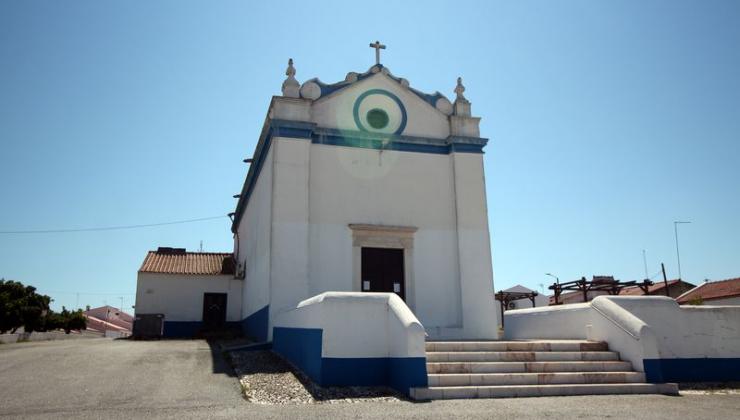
[494,290,538,327]
[549,276,654,305]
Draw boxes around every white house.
[676,277,740,305]
[134,248,243,337]
[500,285,549,309]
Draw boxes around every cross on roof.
[369,40,386,65]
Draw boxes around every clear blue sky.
[1,1,738,311]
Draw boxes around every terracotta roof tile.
[619,280,681,296]
[676,277,740,303]
[139,248,235,275]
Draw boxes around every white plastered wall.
[235,146,274,321]
[268,136,311,334]
[306,143,464,333]
[266,139,501,339]
[135,272,243,322]
[700,296,740,306]
[274,292,426,358]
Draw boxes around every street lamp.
[674,221,691,280]
[545,273,560,285]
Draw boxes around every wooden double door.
[361,247,405,301]
[202,293,227,330]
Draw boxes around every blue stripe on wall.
[273,327,323,382]
[162,321,242,338]
[241,305,269,342]
[388,357,429,392]
[644,358,740,383]
[272,326,428,395]
[163,321,202,338]
[322,357,428,391]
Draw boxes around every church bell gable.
[308,67,453,139]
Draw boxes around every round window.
[366,108,389,129]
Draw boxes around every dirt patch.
[228,350,404,404]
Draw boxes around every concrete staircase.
[410,340,678,399]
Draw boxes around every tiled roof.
[548,291,610,305]
[619,280,681,296]
[139,248,235,275]
[676,277,740,303]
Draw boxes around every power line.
[0,215,227,234]
[41,291,136,296]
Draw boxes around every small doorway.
[202,293,227,331]
[361,247,405,300]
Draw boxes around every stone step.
[426,351,619,363]
[428,371,646,387]
[426,340,608,353]
[427,360,634,374]
[410,382,679,400]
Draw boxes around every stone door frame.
[349,223,417,312]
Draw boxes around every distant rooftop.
[619,279,692,296]
[676,277,740,303]
[139,247,235,275]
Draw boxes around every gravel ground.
[228,350,403,404]
[679,382,740,395]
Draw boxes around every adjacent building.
[676,277,740,305]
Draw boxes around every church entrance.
[361,247,405,301]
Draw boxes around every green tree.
[0,279,51,334]
[63,308,87,334]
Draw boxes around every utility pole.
[661,263,670,297]
[642,250,649,280]
[674,221,691,280]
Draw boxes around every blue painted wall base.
[644,358,740,383]
[241,305,269,342]
[162,321,242,338]
[272,327,428,395]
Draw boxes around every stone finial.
[281,58,300,98]
[453,76,471,117]
[454,77,467,102]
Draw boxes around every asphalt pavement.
[0,338,737,419]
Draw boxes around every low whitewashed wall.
[271,292,428,394]
[0,331,102,344]
[701,296,740,306]
[104,330,131,339]
[274,292,426,358]
[504,303,591,340]
[504,296,740,382]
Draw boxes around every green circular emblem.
[366,108,389,129]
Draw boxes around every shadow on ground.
[208,339,238,377]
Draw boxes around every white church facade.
[135,46,500,391]
[231,57,499,343]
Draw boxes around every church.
[135,43,739,399]
[135,42,499,385]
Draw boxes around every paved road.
[0,339,738,419]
